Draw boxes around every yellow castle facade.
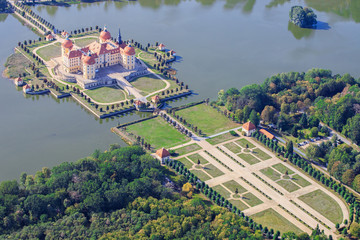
[61,28,136,80]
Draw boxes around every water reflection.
[287,21,314,40]
[0,14,8,22]
[306,0,360,23]
[266,0,289,8]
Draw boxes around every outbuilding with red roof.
[242,121,256,136]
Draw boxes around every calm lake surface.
[0,0,359,180]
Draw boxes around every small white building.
[14,77,23,86]
[158,43,165,51]
[242,121,256,136]
[156,148,170,164]
[23,84,32,93]
[46,34,55,41]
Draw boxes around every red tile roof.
[242,121,256,131]
[83,55,95,65]
[156,148,170,158]
[62,39,73,49]
[124,45,135,55]
[100,30,111,41]
[259,129,275,140]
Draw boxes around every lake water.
[0,0,359,181]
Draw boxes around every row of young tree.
[14,1,55,33]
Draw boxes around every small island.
[289,6,317,28]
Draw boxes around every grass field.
[126,117,190,149]
[206,132,238,145]
[272,163,294,175]
[298,189,343,224]
[242,192,263,207]
[235,138,255,148]
[131,75,166,95]
[177,157,194,169]
[203,164,224,178]
[73,37,97,47]
[174,143,202,156]
[187,153,208,164]
[260,167,281,181]
[4,53,31,78]
[223,180,247,194]
[36,43,61,61]
[223,142,242,154]
[230,199,249,210]
[238,153,260,165]
[213,185,231,199]
[276,180,300,192]
[291,174,311,187]
[190,169,211,181]
[251,148,271,160]
[252,208,303,234]
[176,104,240,136]
[84,86,126,103]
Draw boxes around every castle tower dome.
[99,26,111,43]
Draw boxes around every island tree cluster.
[289,6,317,28]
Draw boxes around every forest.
[216,69,360,192]
[0,145,263,239]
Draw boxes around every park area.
[298,189,343,224]
[131,75,167,96]
[36,43,61,61]
[252,208,303,234]
[73,37,97,47]
[84,86,128,103]
[175,104,240,136]
[126,117,190,149]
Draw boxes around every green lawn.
[174,143,202,156]
[73,37,97,47]
[126,117,190,149]
[4,52,31,78]
[190,169,211,182]
[131,75,166,95]
[223,142,242,154]
[252,208,303,234]
[276,180,300,192]
[242,192,263,207]
[272,163,294,175]
[251,148,271,160]
[260,167,281,181]
[291,174,311,188]
[36,43,61,61]
[223,180,247,194]
[238,153,260,165]
[230,199,249,211]
[213,185,231,199]
[187,153,208,164]
[298,189,344,224]
[206,132,239,145]
[176,104,240,136]
[177,157,194,169]
[84,86,126,103]
[203,164,224,178]
[235,138,255,148]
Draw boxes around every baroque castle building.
[61,27,136,80]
